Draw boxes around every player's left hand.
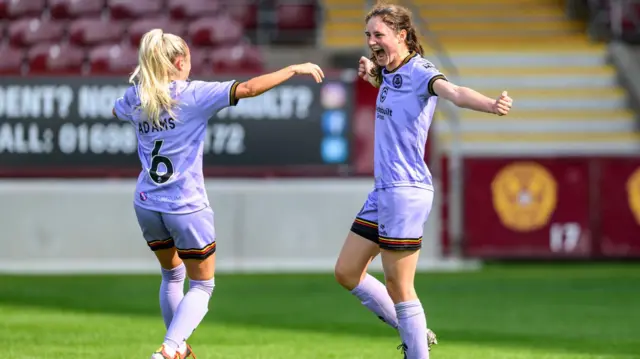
[493,91,513,116]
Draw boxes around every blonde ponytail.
[129,29,188,127]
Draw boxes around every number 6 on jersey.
[150,140,174,184]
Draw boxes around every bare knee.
[334,232,380,290]
[334,260,363,290]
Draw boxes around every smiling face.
[365,15,409,70]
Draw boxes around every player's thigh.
[134,205,181,270]
[378,187,434,296]
[335,232,380,289]
[162,206,216,280]
[335,190,381,288]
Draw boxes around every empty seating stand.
[0,0,322,75]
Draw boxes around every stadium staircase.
[322,0,640,154]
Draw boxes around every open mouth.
[373,49,386,63]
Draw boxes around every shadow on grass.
[1,268,639,356]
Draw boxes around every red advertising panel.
[463,159,592,259]
[599,159,640,257]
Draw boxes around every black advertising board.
[0,75,354,177]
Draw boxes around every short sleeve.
[412,59,447,97]
[113,86,138,122]
[192,80,240,117]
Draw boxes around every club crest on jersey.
[491,162,557,232]
[380,87,388,102]
[392,74,403,89]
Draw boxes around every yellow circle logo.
[491,162,557,232]
[626,168,640,225]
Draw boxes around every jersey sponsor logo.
[392,74,403,89]
[491,162,557,232]
[626,168,640,225]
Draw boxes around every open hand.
[292,62,325,83]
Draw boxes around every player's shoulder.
[123,84,139,101]
[409,55,438,73]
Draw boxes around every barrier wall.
[0,179,472,274]
[462,157,640,259]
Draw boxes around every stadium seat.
[8,18,65,47]
[108,0,163,20]
[5,0,45,19]
[69,17,126,46]
[0,44,25,74]
[187,45,210,75]
[276,3,317,30]
[210,44,263,73]
[0,0,7,19]
[224,2,258,29]
[49,0,105,20]
[27,42,85,74]
[128,17,186,46]
[169,0,221,20]
[187,16,243,47]
[88,42,138,74]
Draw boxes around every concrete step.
[325,20,582,33]
[503,97,627,110]
[436,137,640,157]
[325,35,604,51]
[324,8,365,21]
[435,109,636,121]
[444,52,607,67]
[438,131,640,143]
[413,0,562,5]
[417,7,564,19]
[323,0,364,5]
[457,75,617,89]
[433,119,637,133]
[472,87,625,98]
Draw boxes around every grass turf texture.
[1,263,639,359]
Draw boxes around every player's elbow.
[441,86,463,107]
[235,82,258,99]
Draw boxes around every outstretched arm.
[432,79,512,116]
[234,63,324,100]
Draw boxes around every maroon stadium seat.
[0,44,25,74]
[128,17,186,46]
[224,2,258,29]
[49,0,105,20]
[276,3,317,30]
[108,0,163,20]
[27,43,85,74]
[169,0,221,20]
[187,16,243,47]
[0,0,7,19]
[187,45,210,75]
[88,42,138,74]
[69,17,126,46]
[5,0,44,19]
[210,44,263,73]
[9,18,65,47]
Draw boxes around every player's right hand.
[291,62,325,83]
[358,56,373,81]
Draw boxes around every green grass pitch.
[1,263,639,359]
